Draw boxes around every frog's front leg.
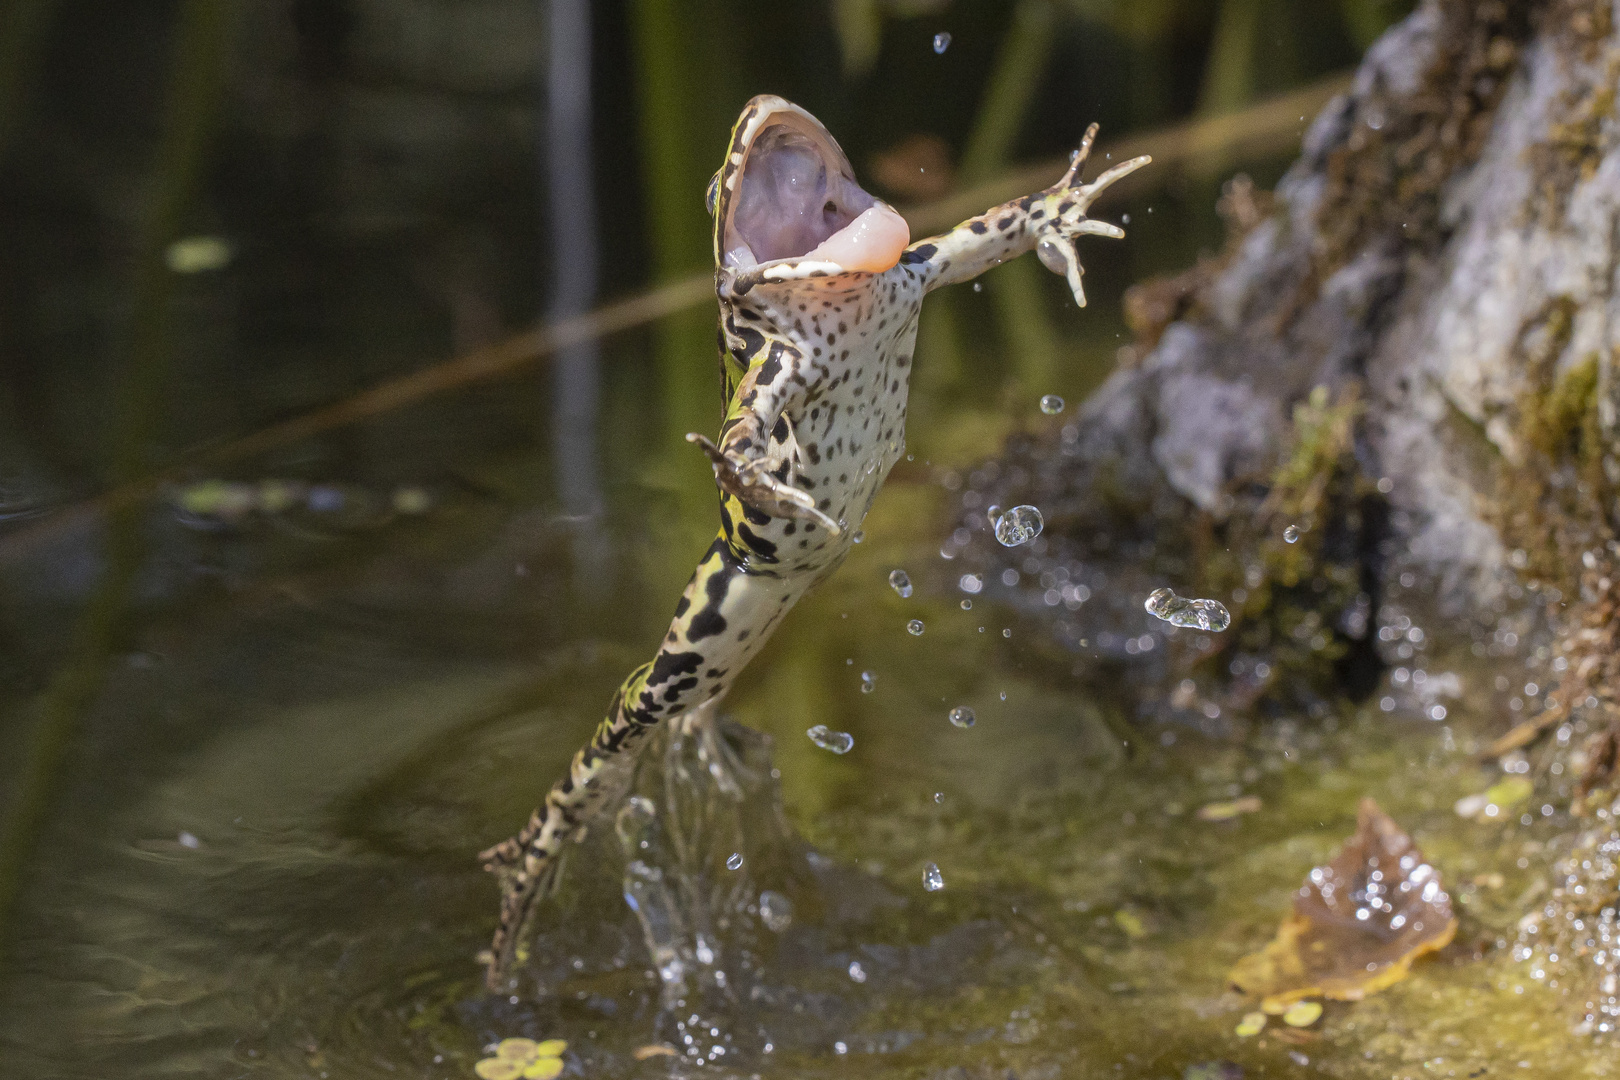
[913,124,1150,307]
[686,341,841,535]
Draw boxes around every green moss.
[1198,384,1366,694]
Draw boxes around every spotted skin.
[480,95,1148,988]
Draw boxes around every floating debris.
[633,1045,679,1061]
[1229,799,1457,1009]
[888,569,913,598]
[932,31,951,53]
[1282,1000,1323,1027]
[922,862,945,891]
[1113,908,1148,939]
[947,706,976,728]
[1283,524,1301,544]
[474,1038,566,1080]
[1234,1011,1266,1037]
[392,486,433,515]
[992,505,1044,546]
[1144,588,1231,632]
[860,670,877,693]
[1039,394,1065,414]
[164,235,233,274]
[807,725,854,754]
[726,852,743,870]
[1184,1062,1244,1080]
[1197,796,1262,822]
[1455,776,1533,819]
[759,889,794,932]
[906,619,925,636]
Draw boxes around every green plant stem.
[0,0,236,962]
[958,0,1061,391]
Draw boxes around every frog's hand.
[911,122,1149,304]
[688,339,841,535]
[1033,124,1152,307]
[686,432,841,535]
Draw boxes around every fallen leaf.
[633,1045,680,1061]
[1229,798,1457,1009]
[1282,1000,1322,1027]
[496,1039,538,1061]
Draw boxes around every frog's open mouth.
[719,100,910,276]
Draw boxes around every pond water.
[0,424,1608,1077]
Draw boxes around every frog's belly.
[753,372,909,575]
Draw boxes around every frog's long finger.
[1058,123,1101,188]
[1075,155,1153,209]
[749,474,842,536]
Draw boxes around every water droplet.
[851,529,865,544]
[933,792,944,804]
[948,706,976,728]
[993,505,1044,546]
[1284,524,1301,544]
[972,282,982,292]
[1036,238,1066,275]
[848,960,867,983]
[1039,394,1065,414]
[922,862,945,891]
[860,671,876,693]
[759,890,793,932]
[960,599,972,610]
[726,852,743,870]
[932,31,951,53]
[888,569,913,598]
[806,725,854,754]
[906,619,925,636]
[177,831,200,849]
[1143,587,1231,632]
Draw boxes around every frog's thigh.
[681,554,800,668]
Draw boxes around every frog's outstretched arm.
[911,125,1150,307]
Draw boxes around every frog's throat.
[714,96,909,280]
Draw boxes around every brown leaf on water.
[632,1045,679,1061]
[1229,798,1457,1009]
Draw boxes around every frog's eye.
[706,171,722,217]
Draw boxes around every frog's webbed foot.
[1035,123,1152,307]
[686,433,842,536]
[479,824,565,990]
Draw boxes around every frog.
[480,94,1148,989]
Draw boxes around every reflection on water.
[0,464,1612,1077]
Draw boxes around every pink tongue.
[804,203,910,273]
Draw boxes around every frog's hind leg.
[480,670,646,989]
[482,536,798,989]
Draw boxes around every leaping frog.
[481,95,1148,988]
